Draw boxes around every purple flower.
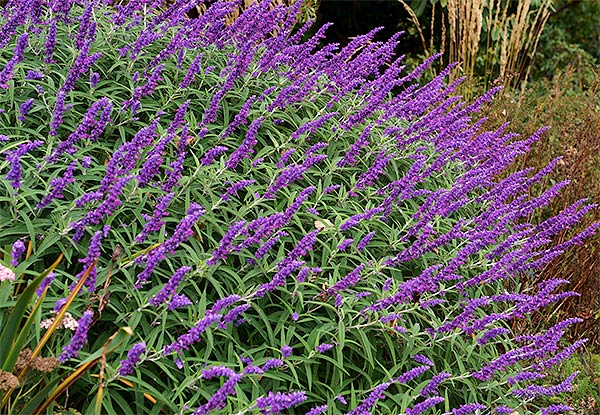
[76,225,110,292]
[136,192,175,242]
[397,365,430,383]
[346,379,395,415]
[36,272,56,297]
[90,71,100,87]
[477,327,510,345]
[25,70,44,80]
[323,184,340,194]
[328,264,365,295]
[276,148,296,168]
[201,366,236,379]
[261,358,283,371]
[357,231,375,251]
[193,373,243,415]
[335,294,343,306]
[291,112,337,140]
[210,294,242,313]
[413,354,433,366]
[337,238,354,251]
[163,312,222,355]
[316,343,334,353]
[406,396,445,415]
[207,220,246,266]
[149,266,192,307]
[507,370,546,385]
[179,53,203,88]
[61,42,102,94]
[122,64,165,114]
[453,403,487,415]
[540,404,574,415]
[37,160,78,208]
[305,405,328,415]
[419,372,451,397]
[512,371,579,399]
[5,140,43,190]
[59,310,94,362]
[336,394,347,405]
[281,345,292,358]
[0,33,28,88]
[200,145,228,166]
[44,20,57,64]
[353,150,394,191]
[221,179,256,201]
[167,294,193,310]
[47,97,113,164]
[18,98,34,122]
[10,240,26,266]
[223,303,251,324]
[49,91,66,136]
[118,342,146,376]
[225,116,264,169]
[255,391,307,414]
[291,312,299,321]
[337,125,371,167]
[134,203,205,287]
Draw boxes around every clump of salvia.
[0,0,595,413]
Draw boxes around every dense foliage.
[0,0,596,414]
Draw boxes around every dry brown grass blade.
[397,0,426,52]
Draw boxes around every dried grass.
[410,0,553,97]
[482,67,600,350]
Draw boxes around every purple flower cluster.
[149,266,192,307]
[0,33,28,88]
[10,240,25,266]
[255,391,306,414]
[118,342,146,376]
[5,140,43,190]
[18,98,34,122]
[59,310,94,362]
[135,203,205,287]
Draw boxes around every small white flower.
[40,312,79,331]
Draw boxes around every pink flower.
[0,264,16,282]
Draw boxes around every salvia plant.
[0,0,596,414]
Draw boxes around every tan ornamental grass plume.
[403,0,553,98]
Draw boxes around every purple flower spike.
[337,238,354,251]
[316,343,334,353]
[167,294,193,310]
[305,405,328,415]
[118,342,146,376]
[281,345,292,358]
[18,98,34,122]
[25,70,44,80]
[357,231,376,251]
[453,403,487,415]
[149,266,192,307]
[255,391,307,415]
[6,140,43,190]
[406,396,445,415]
[59,310,94,362]
[90,71,100,87]
[10,240,26,266]
[36,272,56,297]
